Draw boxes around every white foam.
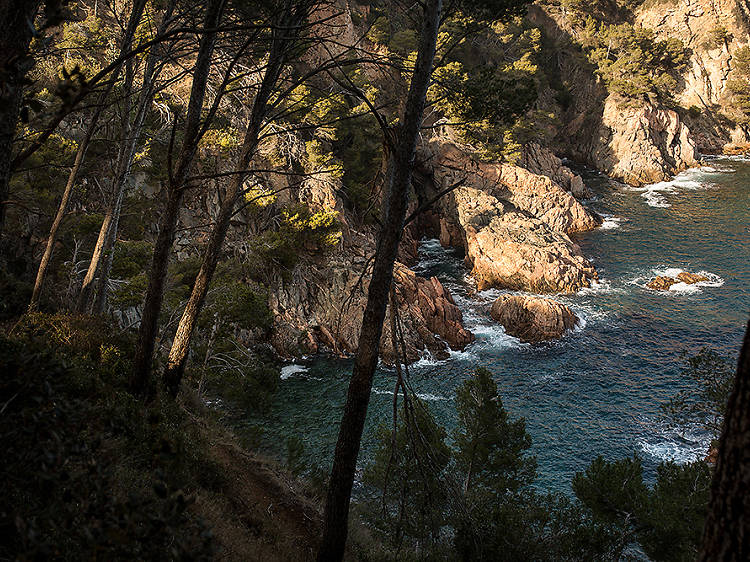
[371,387,450,401]
[599,215,624,230]
[634,267,725,293]
[630,168,707,208]
[280,364,309,380]
[637,420,712,464]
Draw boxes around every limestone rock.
[490,294,578,343]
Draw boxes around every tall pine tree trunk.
[317,0,442,558]
[29,0,148,310]
[699,319,750,561]
[78,0,175,314]
[163,2,304,397]
[0,0,41,240]
[131,0,226,399]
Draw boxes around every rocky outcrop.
[418,141,598,293]
[520,143,591,199]
[269,258,473,363]
[646,271,709,290]
[490,294,578,343]
[590,98,699,186]
[421,141,600,235]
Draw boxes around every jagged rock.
[592,98,699,186]
[490,294,578,343]
[269,259,473,364]
[420,141,600,235]
[646,271,709,290]
[446,186,597,293]
[520,142,592,199]
[677,271,709,284]
[646,276,678,291]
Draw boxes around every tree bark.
[131,0,226,399]
[0,0,42,240]
[162,2,305,397]
[316,0,442,559]
[79,1,176,314]
[29,0,148,311]
[699,319,750,561]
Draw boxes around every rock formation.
[591,98,699,186]
[646,271,709,290]
[418,140,599,293]
[520,143,591,199]
[269,257,473,363]
[490,294,579,343]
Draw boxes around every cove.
[241,156,750,493]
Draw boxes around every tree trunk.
[131,0,226,399]
[79,0,175,314]
[698,319,750,561]
[29,0,148,310]
[0,0,42,240]
[162,5,299,397]
[316,0,442,559]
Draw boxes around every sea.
[242,156,750,493]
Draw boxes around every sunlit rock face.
[417,140,598,294]
[490,294,579,343]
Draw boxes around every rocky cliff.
[418,140,599,293]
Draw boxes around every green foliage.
[661,347,734,438]
[428,17,543,160]
[577,19,689,101]
[573,455,711,561]
[702,25,732,50]
[362,400,452,553]
[248,204,341,276]
[454,367,536,495]
[368,16,391,45]
[727,46,750,125]
[111,240,154,279]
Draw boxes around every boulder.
[520,142,592,199]
[677,271,709,284]
[490,294,579,343]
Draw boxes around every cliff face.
[592,98,699,186]
[528,0,749,184]
[636,0,750,151]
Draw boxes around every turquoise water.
[243,156,750,492]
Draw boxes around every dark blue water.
[245,156,750,492]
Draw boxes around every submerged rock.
[490,294,578,343]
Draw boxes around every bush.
[0,317,217,560]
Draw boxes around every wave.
[371,387,450,401]
[629,168,708,208]
[280,364,309,380]
[599,215,625,230]
[637,422,712,465]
